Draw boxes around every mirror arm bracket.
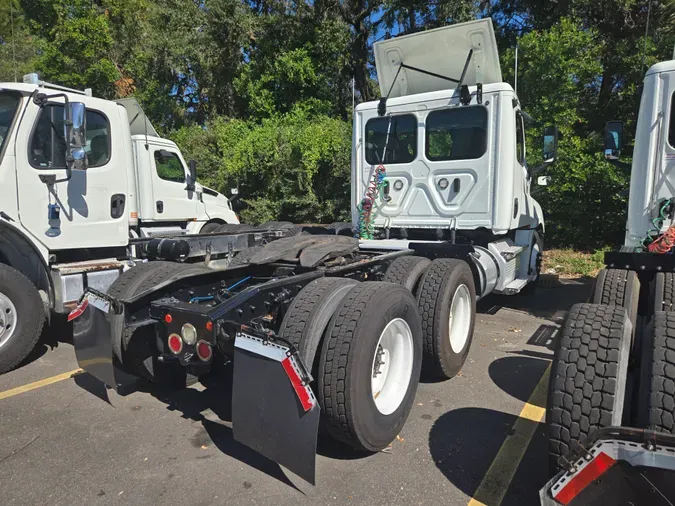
[530,160,554,176]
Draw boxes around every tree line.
[1,0,674,248]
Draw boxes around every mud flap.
[232,331,320,485]
[71,290,129,390]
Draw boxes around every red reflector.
[281,356,314,412]
[168,333,183,354]
[67,298,89,322]
[205,321,213,332]
[164,314,173,324]
[554,452,616,505]
[196,340,212,362]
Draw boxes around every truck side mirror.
[543,125,559,162]
[65,101,88,171]
[537,176,551,186]
[604,121,623,160]
[187,159,197,191]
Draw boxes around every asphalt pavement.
[0,279,590,506]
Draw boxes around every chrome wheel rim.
[0,291,17,349]
[371,318,414,415]
[448,284,472,354]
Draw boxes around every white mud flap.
[232,331,320,485]
[70,290,129,390]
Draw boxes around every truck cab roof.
[354,81,515,113]
[646,59,675,76]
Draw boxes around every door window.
[425,106,488,161]
[0,92,20,160]
[516,113,525,164]
[365,114,417,165]
[154,150,186,183]
[29,104,111,169]
[669,92,674,148]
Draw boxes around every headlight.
[393,180,404,191]
[181,323,198,345]
[438,178,449,190]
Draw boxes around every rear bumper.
[540,427,675,505]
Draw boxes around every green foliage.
[172,108,352,224]
[3,1,674,246]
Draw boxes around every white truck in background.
[541,57,675,504]
[0,75,240,373]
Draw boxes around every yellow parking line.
[467,364,551,506]
[0,369,83,401]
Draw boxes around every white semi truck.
[541,58,675,504]
[69,19,557,484]
[0,75,244,373]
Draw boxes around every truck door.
[15,99,129,250]
[513,111,527,225]
[149,147,198,221]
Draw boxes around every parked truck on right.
[541,57,675,504]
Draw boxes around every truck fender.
[0,222,52,307]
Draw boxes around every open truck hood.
[374,18,502,98]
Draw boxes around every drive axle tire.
[258,221,301,236]
[216,223,258,234]
[200,222,223,234]
[547,303,631,475]
[318,282,422,451]
[108,261,210,383]
[326,222,354,236]
[0,264,45,374]
[638,311,675,433]
[278,277,358,368]
[593,268,639,328]
[417,258,476,380]
[382,256,431,295]
[654,273,675,312]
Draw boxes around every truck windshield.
[0,92,20,158]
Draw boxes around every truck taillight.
[168,333,183,354]
[196,340,212,362]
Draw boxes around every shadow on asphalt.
[478,280,592,321]
[17,315,74,371]
[429,408,527,502]
[75,364,370,490]
[488,354,550,407]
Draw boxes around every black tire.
[416,258,476,380]
[278,277,358,368]
[547,303,631,475]
[258,221,301,236]
[638,311,675,433]
[318,282,423,451]
[654,272,675,312]
[382,256,431,295]
[216,223,258,234]
[592,268,640,328]
[108,261,210,383]
[200,222,223,234]
[326,222,354,236]
[0,264,45,374]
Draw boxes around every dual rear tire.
[281,256,478,452]
[383,256,477,381]
[280,278,423,452]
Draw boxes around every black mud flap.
[70,290,129,391]
[232,330,320,485]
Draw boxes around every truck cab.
[352,19,556,296]
[0,77,240,373]
[607,60,675,249]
